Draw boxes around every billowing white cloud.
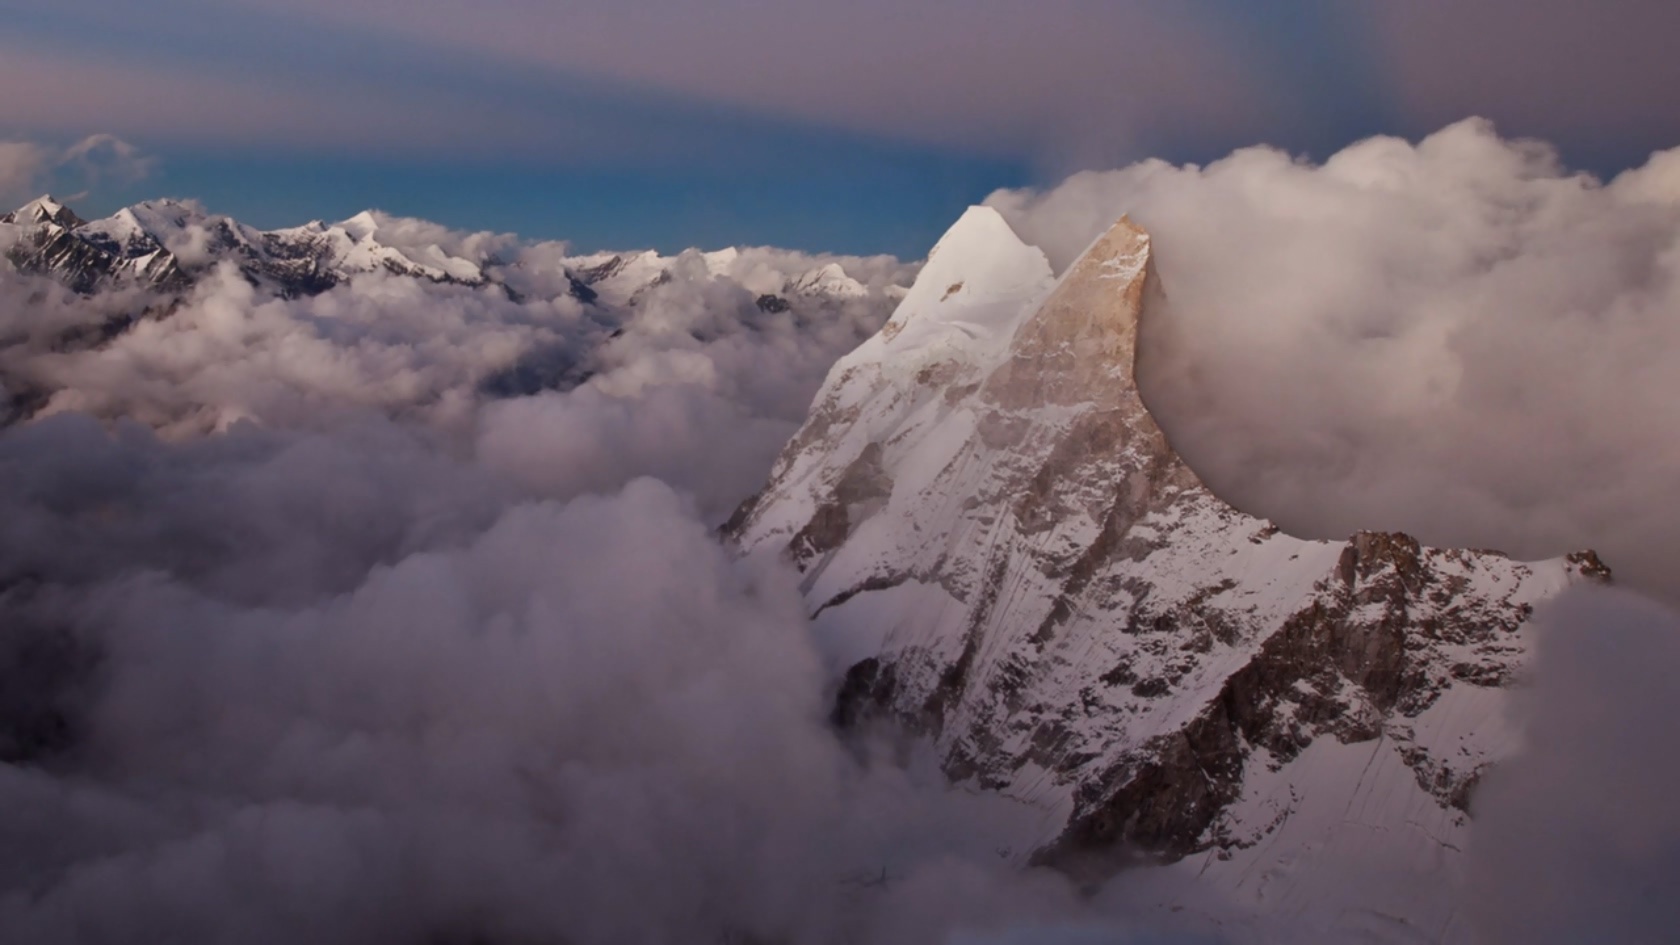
[56,134,155,198]
[0,475,1045,944]
[0,185,1258,941]
[0,215,907,517]
[6,266,580,436]
[988,118,1680,601]
[478,383,799,523]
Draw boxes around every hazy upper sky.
[4,0,1678,254]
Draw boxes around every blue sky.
[3,0,1677,257]
[133,148,1031,258]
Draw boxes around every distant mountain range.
[0,195,910,428]
[0,194,883,307]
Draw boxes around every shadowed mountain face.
[730,206,1609,936]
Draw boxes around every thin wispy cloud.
[9,0,1677,176]
[0,0,1346,172]
[0,142,50,204]
[190,0,1274,163]
[0,134,151,204]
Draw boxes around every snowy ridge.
[1,195,494,297]
[729,207,1610,941]
[785,262,869,300]
[0,196,879,309]
[571,246,875,310]
[1,195,84,229]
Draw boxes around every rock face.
[730,207,1609,938]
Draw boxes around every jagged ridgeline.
[0,194,882,305]
[730,206,1610,935]
[0,194,555,298]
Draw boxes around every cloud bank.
[0,474,1090,945]
[0,221,910,518]
[989,118,1680,601]
[0,210,1218,942]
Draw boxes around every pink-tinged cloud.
[0,46,641,160]
[1369,1,1680,147]
[218,0,1278,164]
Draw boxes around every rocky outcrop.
[730,206,1607,936]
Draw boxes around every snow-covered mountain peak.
[785,262,868,300]
[900,206,1051,317]
[4,195,84,229]
[702,246,740,273]
[89,200,233,255]
[841,206,1055,371]
[337,210,382,240]
[728,209,1610,937]
[117,198,211,234]
[303,211,487,285]
[926,204,1032,261]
